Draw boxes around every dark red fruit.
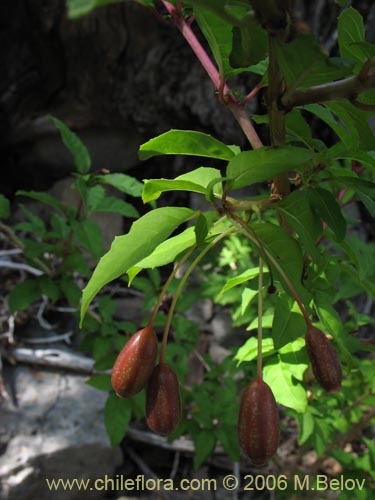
[111,325,158,398]
[305,325,342,392]
[238,379,279,465]
[146,363,182,436]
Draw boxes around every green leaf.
[60,275,81,307]
[50,116,91,174]
[313,291,353,362]
[142,167,222,203]
[97,173,143,198]
[195,214,209,244]
[215,427,240,461]
[16,190,67,213]
[104,393,132,447]
[307,188,346,241]
[8,280,41,312]
[220,267,260,295]
[16,207,46,238]
[38,276,60,302]
[298,411,315,445]
[67,0,142,19]
[0,194,10,219]
[335,176,375,218]
[96,196,139,218]
[326,144,375,170]
[128,227,196,279]
[61,252,90,276]
[263,356,308,413]
[194,4,262,78]
[194,7,227,78]
[241,288,258,315]
[326,100,375,151]
[275,35,353,89]
[285,109,315,149]
[278,338,308,381]
[193,430,216,469]
[304,104,356,149]
[80,207,195,324]
[338,7,365,62]
[86,374,112,391]
[230,24,268,68]
[250,222,308,304]
[226,146,312,190]
[86,185,106,213]
[72,219,104,260]
[272,295,306,350]
[277,190,322,260]
[139,130,235,161]
[234,337,275,364]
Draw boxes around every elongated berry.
[305,325,342,392]
[238,379,279,465]
[111,325,158,398]
[146,363,182,436]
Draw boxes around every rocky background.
[0,1,375,499]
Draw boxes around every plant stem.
[280,73,375,110]
[161,1,263,151]
[256,257,264,381]
[268,35,289,198]
[232,216,311,326]
[159,228,235,364]
[227,103,263,149]
[149,245,196,326]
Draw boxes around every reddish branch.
[161,1,263,150]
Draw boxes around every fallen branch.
[5,347,108,375]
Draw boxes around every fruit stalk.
[159,227,236,364]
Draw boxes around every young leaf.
[139,130,235,161]
[80,207,195,323]
[226,146,312,190]
[0,194,10,219]
[338,7,365,62]
[307,188,346,241]
[142,167,222,203]
[272,295,306,350]
[104,393,132,447]
[50,116,91,174]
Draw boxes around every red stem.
[161,1,263,151]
